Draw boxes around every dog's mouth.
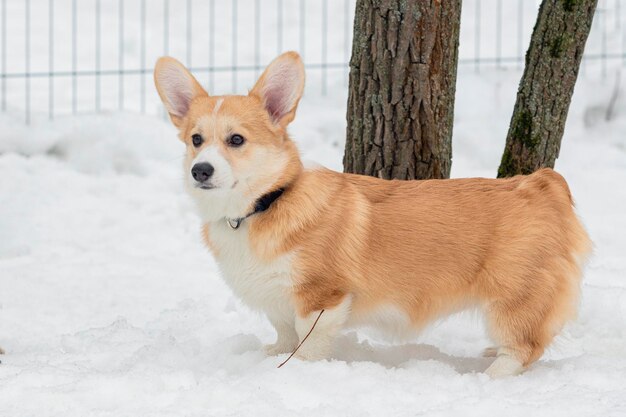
[195,183,216,190]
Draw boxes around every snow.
[1,68,626,416]
[2,0,626,415]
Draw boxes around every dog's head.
[154,52,305,221]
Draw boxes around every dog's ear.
[250,51,305,128]
[154,57,207,128]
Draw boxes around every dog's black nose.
[191,163,214,182]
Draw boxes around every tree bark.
[343,0,461,180]
[497,0,598,178]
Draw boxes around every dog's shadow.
[330,332,493,374]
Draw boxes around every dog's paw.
[485,355,524,378]
[264,342,296,356]
[293,351,317,361]
[293,347,330,362]
[0,346,4,355]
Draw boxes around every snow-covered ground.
[1,67,626,416]
[2,0,626,415]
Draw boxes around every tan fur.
[155,52,592,373]
[260,167,591,367]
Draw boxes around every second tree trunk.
[498,0,598,177]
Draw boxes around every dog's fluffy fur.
[154,52,592,377]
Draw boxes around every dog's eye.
[228,134,245,147]
[191,134,203,147]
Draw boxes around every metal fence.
[0,0,624,124]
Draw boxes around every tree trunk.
[497,0,598,178]
[343,0,461,180]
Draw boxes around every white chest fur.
[207,220,295,319]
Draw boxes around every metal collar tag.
[225,188,285,231]
[226,218,242,230]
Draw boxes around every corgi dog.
[154,52,591,378]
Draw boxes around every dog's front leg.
[264,314,299,356]
[293,296,351,361]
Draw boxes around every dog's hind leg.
[483,280,572,377]
[484,295,551,379]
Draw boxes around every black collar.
[226,188,285,230]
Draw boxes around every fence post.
[140,0,146,113]
[48,0,54,119]
[1,0,6,113]
[72,0,77,115]
[321,0,327,95]
[25,0,30,124]
[119,0,125,111]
